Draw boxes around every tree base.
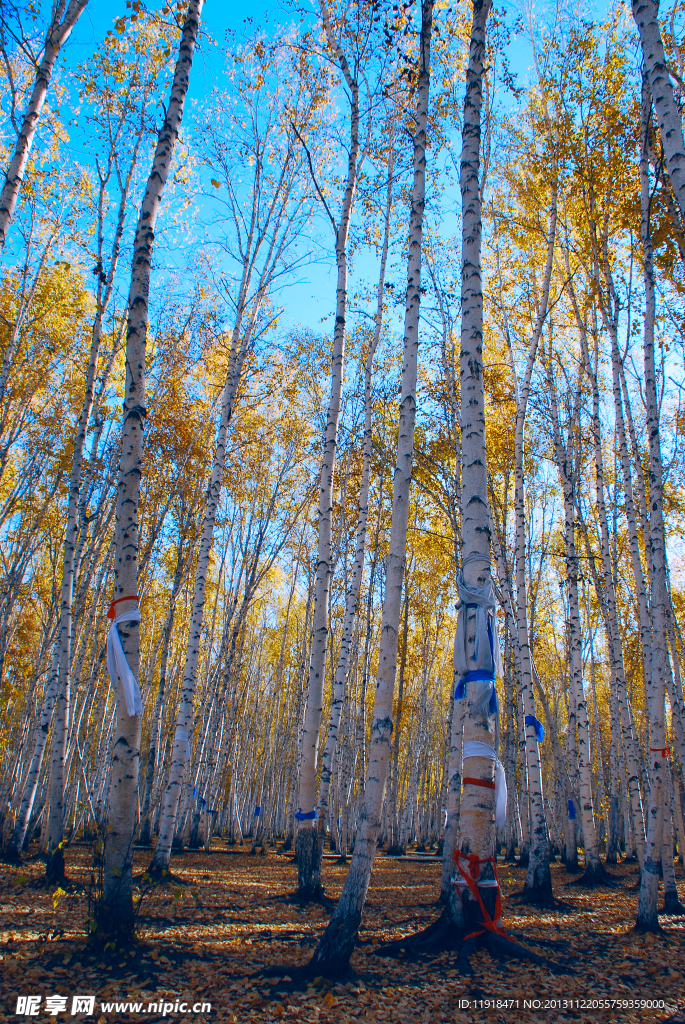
[661,893,685,916]
[285,884,335,908]
[142,862,187,885]
[45,848,69,888]
[1,842,22,866]
[566,861,616,888]
[375,913,554,970]
[633,919,665,935]
[90,908,137,946]
[508,887,572,911]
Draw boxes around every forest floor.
[0,843,684,1024]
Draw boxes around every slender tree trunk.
[507,195,556,903]
[576,327,646,869]
[5,652,58,860]
[0,0,89,249]
[636,80,669,931]
[313,136,394,884]
[295,1,361,895]
[306,1,432,972]
[388,576,410,854]
[632,0,685,224]
[99,0,203,936]
[547,368,604,883]
[449,0,504,948]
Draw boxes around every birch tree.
[313,130,395,884]
[97,0,203,938]
[636,77,670,933]
[150,41,318,875]
[0,0,89,249]
[307,0,433,973]
[294,0,368,899]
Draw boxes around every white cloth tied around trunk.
[454,557,503,716]
[454,568,503,677]
[175,727,191,762]
[106,609,143,717]
[463,740,507,827]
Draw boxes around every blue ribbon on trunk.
[455,670,498,715]
[525,715,545,742]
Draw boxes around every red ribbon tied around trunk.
[453,850,509,941]
[107,595,139,620]
[650,746,670,758]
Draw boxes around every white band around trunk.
[463,740,507,827]
[106,609,143,717]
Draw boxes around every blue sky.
[58,1,542,339]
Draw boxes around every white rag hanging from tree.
[106,608,143,717]
[453,556,502,716]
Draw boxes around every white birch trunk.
[507,196,556,902]
[636,81,669,931]
[632,0,685,224]
[0,0,89,249]
[446,0,499,942]
[100,0,203,934]
[5,652,58,859]
[577,335,647,868]
[295,0,361,893]
[151,301,259,871]
[307,1,433,970]
[546,369,603,880]
[313,137,393,881]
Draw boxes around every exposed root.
[282,884,335,909]
[374,910,461,957]
[455,935,477,975]
[508,888,575,912]
[566,866,617,888]
[374,911,560,972]
[660,895,685,916]
[487,932,552,965]
[140,864,188,886]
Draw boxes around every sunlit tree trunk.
[632,0,685,224]
[313,136,394,884]
[450,0,505,946]
[0,0,89,250]
[506,194,556,903]
[546,366,604,882]
[295,0,361,896]
[139,525,191,847]
[307,0,432,971]
[636,82,669,931]
[99,0,203,936]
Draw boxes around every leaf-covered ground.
[1,844,684,1023]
